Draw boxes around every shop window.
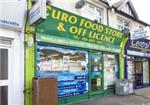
[127,56,135,82]
[143,59,149,84]
[135,61,143,85]
[36,45,88,98]
[81,3,103,23]
[117,17,130,32]
[103,54,118,89]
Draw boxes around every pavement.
[71,87,150,105]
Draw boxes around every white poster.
[104,54,117,87]
[143,60,149,83]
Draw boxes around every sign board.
[29,0,46,26]
[146,27,150,40]
[36,5,124,53]
[0,1,27,31]
[126,39,150,57]
[127,50,150,57]
[130,27,150,40]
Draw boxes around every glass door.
[0,48,9,105]
[89,52,103,94]
[103,54,117,89]
[135,61,143,88]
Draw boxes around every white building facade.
[0,0,27,105]
[108,0,150,89]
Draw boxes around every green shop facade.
[25,5,128,105]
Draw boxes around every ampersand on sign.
[57,23,66,32]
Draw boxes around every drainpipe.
[106,8,109,26]
[24,0,35,105]
[27,0,32,10]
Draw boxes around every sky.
[131,0,150,24]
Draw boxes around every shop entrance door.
[0,39,12,105]
[89,52,103,95]
[135,61,143,88]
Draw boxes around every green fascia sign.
[36,5,125,53]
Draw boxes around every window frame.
[82,3,103,23]
[117,17,131,32]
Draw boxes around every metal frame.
[0,40,12,105]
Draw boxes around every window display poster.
[91,54,102,76]
[103,54,117,88]
[143,60,149,83]
[96,78,101,86]
[127,60,134,80]
[36,45,89,98]
[63,56,69,65]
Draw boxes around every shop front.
[125,39,150,89]
[26,5,125,105]
[0,1,26,105]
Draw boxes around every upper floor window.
[117,18,130,32]
[81,3,103,23]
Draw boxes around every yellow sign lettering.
[70,26,78,34]
[57,23,66,32]
[85,21,92,29]
[68,16,77,24]
[91,23,98,31]
[69,26,87,36]
[61,13,69,22]
[89,31,115,43]
[52,9,61,20]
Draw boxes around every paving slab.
[135,87,150,99]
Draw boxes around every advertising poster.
[143,60,149,83]
[103,54,117,88]
[36,45,89,98]
[127,59,134,80]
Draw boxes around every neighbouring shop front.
[27,5,125,105]
[0,1,26,105]
[125,39,150,89]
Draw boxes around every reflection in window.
[143,59,149,84]
[37,45,88,74]
[104,54,118,89]
[117,17,130,32]
[36,45,89,98]
[90,53,102,91]
[0,86,8,105]
[81,3,103,23]
[0,49,8,80]
[127,56,135,81]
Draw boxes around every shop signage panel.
[130,27,150,40]
[36,5,124,53]
[29,0,46,26]
[0,1,27,31]
[127,50,145,56]
[36,33,121,53]
[126,39,150,57]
